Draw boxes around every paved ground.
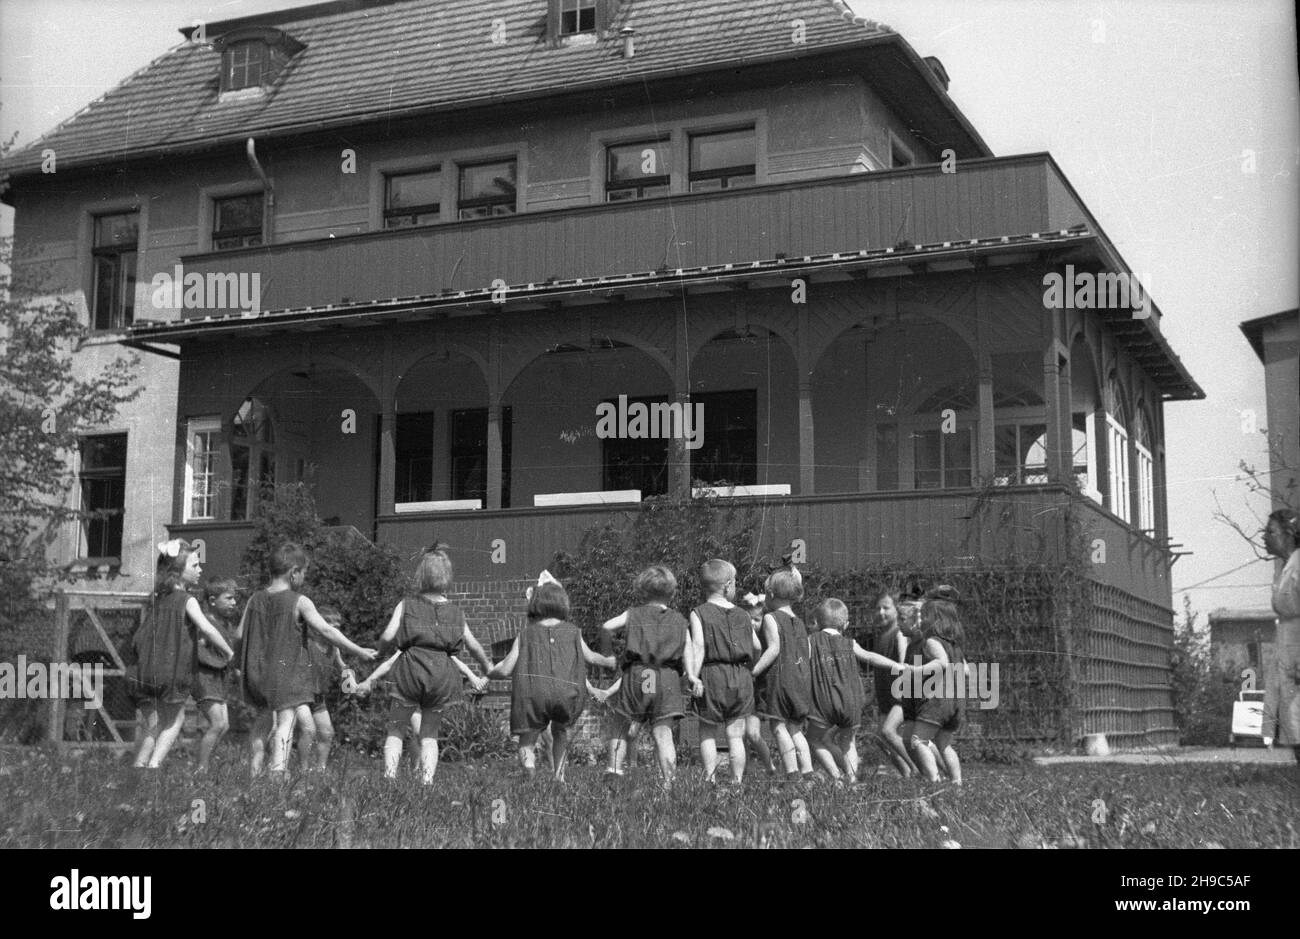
[1035,745,1296,765]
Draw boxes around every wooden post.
[378,406,396,515]
[977,359,995,482]
[486,402,503,510]
[48,592,69,745]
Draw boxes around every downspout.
[245,137,274,229]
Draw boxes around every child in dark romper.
[601,565,692,784]
[131,539,234,770]
[752,569,813,780]
[361,550,491,784]
[292,605,347,773]
[488,575,614,781]
[193,576,239,773]
[686,559,758,783]
[871,591,919,777]
[908,586,967,785]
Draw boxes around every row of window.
[86,126,759,330]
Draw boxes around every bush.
[1170,599,1237,746]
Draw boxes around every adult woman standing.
[1262,507,1300,771]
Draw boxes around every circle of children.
[127,538,967,787]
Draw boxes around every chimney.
[621,26,635,59]
[924,55,950,91]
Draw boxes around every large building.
[1,0,1203,746]
[1239,309,1299,517]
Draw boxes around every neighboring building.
[1209,608,1277,690]
[0,0,1203,746]
[1239,309,1300,514]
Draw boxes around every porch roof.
[125,227,1205,401]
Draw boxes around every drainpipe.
[245,137,274,229]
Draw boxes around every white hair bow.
[157,539,185,558]
[742,592,765,607]
[526,569,561,600]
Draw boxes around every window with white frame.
[1104,376,1131,523]
[1073,412,1101,503]
[184,418,222,521]
[1133,408,1155,533]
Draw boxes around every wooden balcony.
[173,153,1097,318]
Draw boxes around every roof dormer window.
[560,0,598,34]
[213,26,305,96]
[548,0,608,43]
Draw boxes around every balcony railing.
[173,153,1094,318]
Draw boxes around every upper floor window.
[458,160,517,220]
[606,139,671,202]
[1133,407,1155,534]
[558,0,599,35]
[224,41,267,91]
[91,211,138,331]
[689,128,756,192]
[385,168,442,228]
[213,193,264,250]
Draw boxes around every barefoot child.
[752,569,813,782]
[193,576,240,772]
[871,591,919,778]
[291,604,350,773]
[130,540,235,770]
[908,585,966,785]
[237,543,377,777]
[602,565,692,783]
[363,549,493,784]
[806,598,904,783]
[487,573,614,781]
[687,560,757,783]
[739,593,776,774]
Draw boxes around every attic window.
[214,27,305,95]
[560,0,599,34]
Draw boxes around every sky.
[1,0,1296,625]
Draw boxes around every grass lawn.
[1,744,1296,849]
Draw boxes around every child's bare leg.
[132,704,159,767]
[197,701,229,772]
[909,727,942,782]
[699,723,721,782]
[772,720,798,774]
[881,707,916,777]
[809,724,843,779]
[146,702,187,768]
[517,730,539,776]
[268,708,297,774]
[934,729,961,786]
[417,707,440,784]
[312,709,334,772]
[744,716,774,772]
[605,714,630,774]
[293,705,315,771]
[651,720,676,784]
[249,709,272,777]
[724,718,747,783]
[837,728,860,782]
[551,724,570,782]
[791,724,813,774]
[384,705,415,779]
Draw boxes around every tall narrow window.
[601,395,670,497]
[395,412,436,505]
[450,408,512,505]
[606,139,671,201]
[91,211,138,330]
[79,434,127,560]
[230,397,275,520]
[993,423,1048,486]
[384,168,442,228]
[1104,376,1131,523]
[457,160,517,220]
[184,418,221,521]
[689,128,756,192]
[1133,408,1155,533]
[213,193,264,250]
[1072,412,1100,501]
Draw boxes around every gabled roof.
[0,0,990,181]
[1239,309,1299,363]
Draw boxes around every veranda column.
[671,314,691,499]
[1042,345,1070,482]
[378,405,396,515]
[486,402,503,510]
[977,357,995,481]
[798,378,815,495]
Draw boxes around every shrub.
[1169,598,1237,746]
